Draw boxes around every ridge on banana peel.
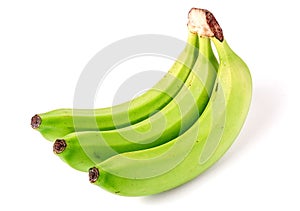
[53,36,219,172]
[31,32,200,141]
[88,8,252,196]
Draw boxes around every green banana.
[53,37,219,172]
[31,32,199,141]
[88,14,252,196]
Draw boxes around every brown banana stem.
[187,8,224,42]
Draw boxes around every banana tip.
[89,167,99,183]
[31,114,41,129]
[53,139,67,154]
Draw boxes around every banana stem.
[211,38,234,62]
[198,37,215,60]
[186,31,198,45]
[187,8,224,42]
[199,37,210,57]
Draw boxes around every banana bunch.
[31,8,252,196]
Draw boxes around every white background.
[1,0,299,210]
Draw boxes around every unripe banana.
[31,32,199,141]
[53,37,219,172]
[88,8,252,196]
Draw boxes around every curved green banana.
[88,32,252,196]
[53,37,219,172]
[31,32,199,141]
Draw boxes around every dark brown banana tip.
[53,139,67,154]
[31,114,41,129]
[89,167,100,183]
